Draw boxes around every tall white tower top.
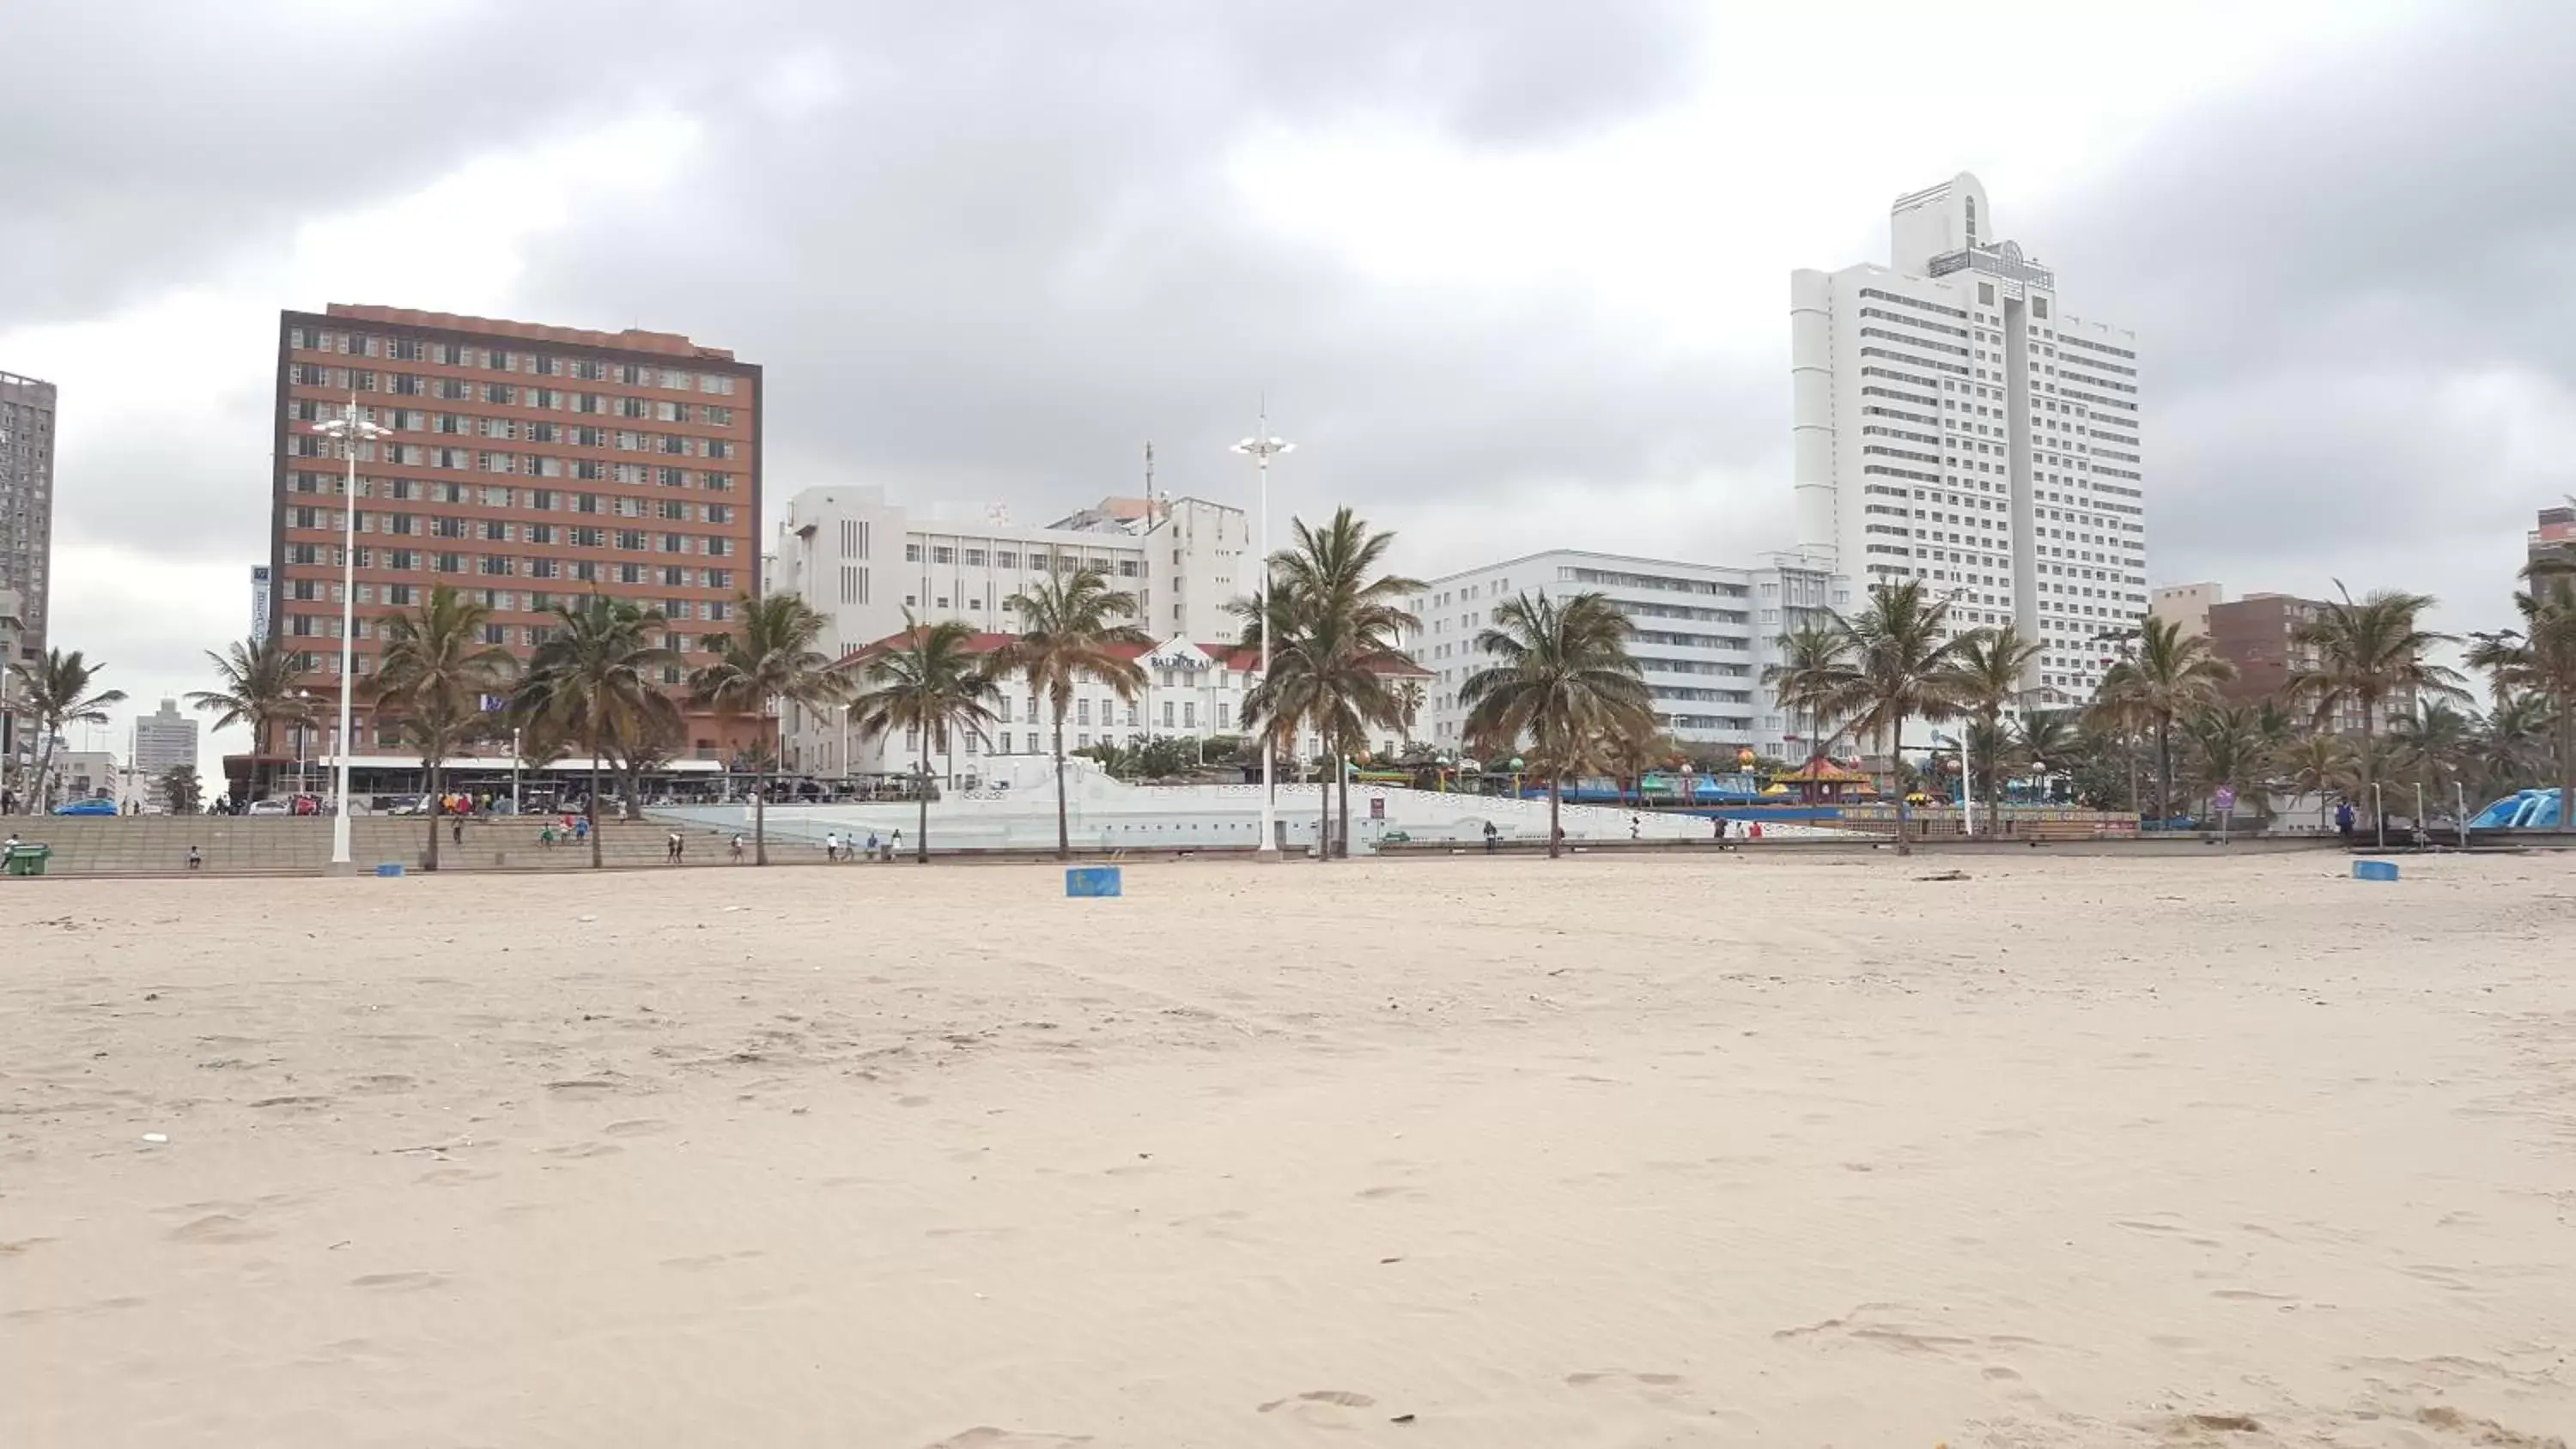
[1889,172,1992,275]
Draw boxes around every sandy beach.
[3,852,2571,1447]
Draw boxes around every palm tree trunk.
[1317,744,1332,861]
[587,736,604,870]
[756,713,779,866]
[1546,777,1562,859]
[916,736,932,864]
[1336,745,1351,858]
[1891,723,1911,857]
[2156,716,2174,826]
[33,731,57,814]
[1052,710,1069,860]
[2125,734,2140,817]
[425,761,442,871]
[2560,692,2576,830]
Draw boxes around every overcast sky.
[4,0,2567,778]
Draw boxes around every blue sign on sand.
[2353,859,2398,882]
[1066,866,1121,898]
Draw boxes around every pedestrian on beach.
[574,815,590,844]
[1482,820,1498,853]
[665,830,683,864]
[451,816,465,847]
[185,845,202,870]
[2335,799,2355,842]
[539,822,556,850]
[866,831,880,861]
[729,833,746,863]
[890,828,903,860]
[1630,814,1641,840]
[825,830,841,863]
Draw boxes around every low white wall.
[653,759,1824,854]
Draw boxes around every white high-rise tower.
[1793,173,2147,705]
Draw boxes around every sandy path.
[3,853,2572,1446]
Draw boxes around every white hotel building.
[1792,173,2148,705]
[770,483,1422,779]
[1405,549,1847,762]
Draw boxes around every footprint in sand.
[170,1213,271,1244]
[543,1080,620,1100]
[540,1142,623,1160]
[414,1167,498,1187]
[349,1270,447,1292]
[602,1119,671,1137]
[1256,1391,1376,1428]
[247,1094,335,1111]
[659,1250,766,1270]
[347,1075,416,1094]
[919,1431,1093,1448]
[1566,1370,1687,1394]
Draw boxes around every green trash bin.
[4,845,52,877]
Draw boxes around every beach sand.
[3,852,2572,1447]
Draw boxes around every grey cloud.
[503,0,1733,564]
[0,0,793,327]
[2026,0,2576,630]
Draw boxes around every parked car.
[383,797,425,815]
[52,797,118,816]
[246,798,292,815]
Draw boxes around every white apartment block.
[1404,549,1848,761]
[770,485,1249,662]
[1793,173,2148,706]
[771,483,1431,779]
[131,698,200,779]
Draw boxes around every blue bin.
[375,863,406,878]
[1065,865,1121,898]
[2353,859,2398,882]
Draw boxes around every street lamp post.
[309,394,392,869]
[1231,415,1293,858]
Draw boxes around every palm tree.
[1236,508,1423,858]
[2179,704,2271,823]
[2094,616,2233,825]
[1762,618,1855,761]
[5,649,127,814]
[690,593,844,866]
[368,585,514,870]
[1829,579,1967,856]
[187,636,317,804]
[1457,591,1656,859]
[1939,623,2043,833]
[2390,700,2476,803]
[2276,731,2355,834]
[2287,583,2470,753]
[2013,709,2078,801]
[847,614,1000,864]
[2465,567,2576,822]
[1237,587,1360,856]
[2469,690,2555,802]
[509,596,680,869]
[1390,678,1426,746]
[999,567,1151,860]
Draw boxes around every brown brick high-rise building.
[269,305,762,773]
[2206,591,2411,736]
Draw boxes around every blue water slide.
[2470,788,2562,828]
